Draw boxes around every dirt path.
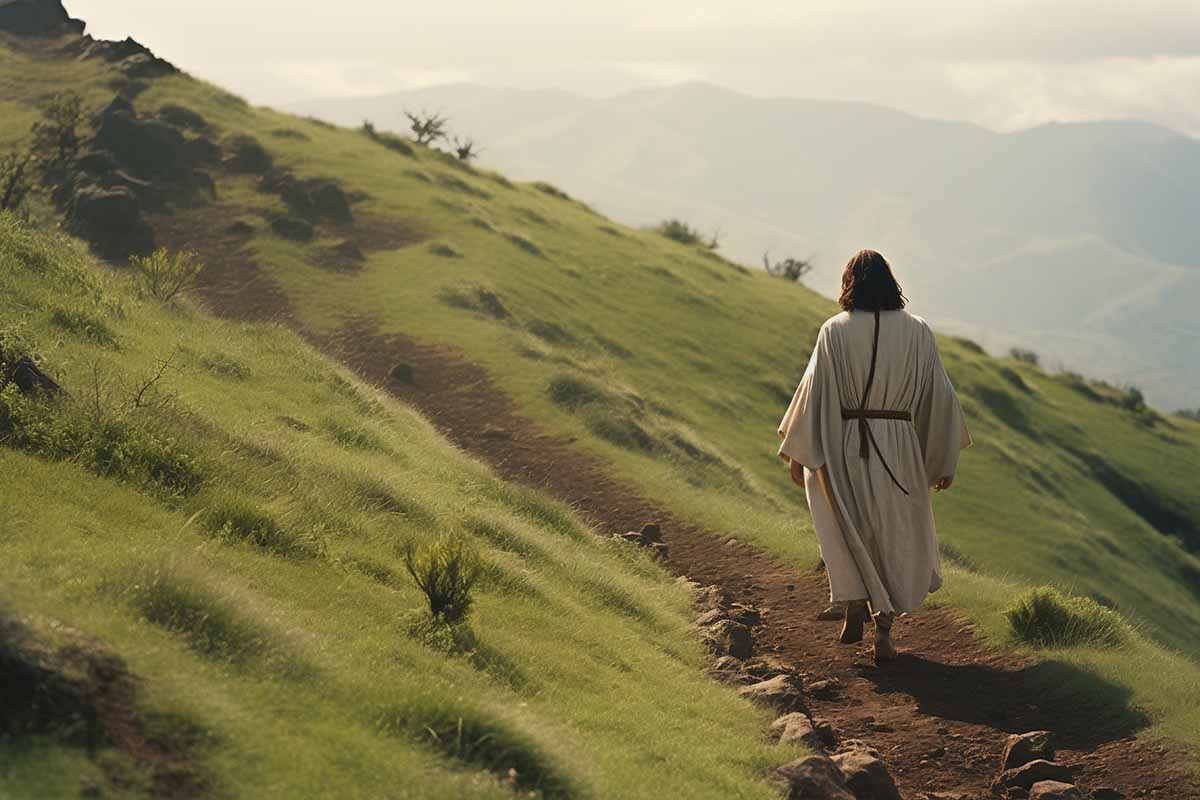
[314,318,1199,800]
[163,211,1200,798]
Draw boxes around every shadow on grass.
[865,654,1148,750]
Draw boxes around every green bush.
[130,248,204,302]
[1010,347,1040,367]
[656,218,718,250]
[0,383,203,497]
[403,535,482,624]
[1006,586,1127,648]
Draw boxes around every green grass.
[0,215,794,798]
[2,31,1200,787]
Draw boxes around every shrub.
[0,151,34,213]
[403,535,482,624]
[30,91,84,180]
[657,218,719,250]
[762,251,813,283]
[451,136,479,162]
[1010,348,1040,367]
[130,248,203,302]
[1006,586,1126,648]
[403,110,449,146]
[0,381,203,497]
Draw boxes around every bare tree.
[452,136,480,162]
[762,251,814,283]
[404,110,449,146]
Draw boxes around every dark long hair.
[837,249,907,312]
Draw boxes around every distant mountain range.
[290,82,1200,410]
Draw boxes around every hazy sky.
[73,0,1200,135]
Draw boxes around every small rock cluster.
[61,96,219,260]
[991,731,1120,800]
[612,523,669,562]
[681,579,903,800]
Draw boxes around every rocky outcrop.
[270,215,314,242]
[225,134,273,174]
[770,712,836,752]
[66,184,154,261]
[260,171,352,224]
[0,0,76,36]
[76,36,176,78]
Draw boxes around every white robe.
[778,310,972,614]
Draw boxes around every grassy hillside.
[3,23,1200,791]
[87,62,1200,654]
[0,216,795,798]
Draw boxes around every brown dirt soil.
[311,316,1200,800]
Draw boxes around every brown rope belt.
[841,310,911,496]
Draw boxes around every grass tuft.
[202,494,320,559]
[378,695,574,797]
[1007,586,1128,648]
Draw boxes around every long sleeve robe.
[777,309,972,614]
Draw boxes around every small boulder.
[0,356,61,396]
[771,712,835,751]
[67,184,155,260]
[92,98,189,178]
[617,531,645,546]
[1029,781,1082,800]
[649,542,669,561]
[738,674,806,713]
[695,585,727,612]
[993,760,1074,793]
[225,134,273,173]
[807,678,842,700]
[832,747,901,800]
[270,215,314,242]
[769,756,855,800]
[640,523,662,544]
[694,608,726,628]
[1001,731,1056,772]
[703,619,752,661]
[182,135,221,165]
[727,603,761,627]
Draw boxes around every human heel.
[839,600,868,644]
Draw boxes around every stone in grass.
[1029,781,1083,800]
[738,674,806,713]
[769,756,855,800]
[993,760,1074,793]
[649,542,669,561]
[703,620,752,661]
[270,214,314,242]
[832,746,901,800]
[1001,731,1056,771]
[388,363,414,384]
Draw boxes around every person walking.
[777,249,972,661]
